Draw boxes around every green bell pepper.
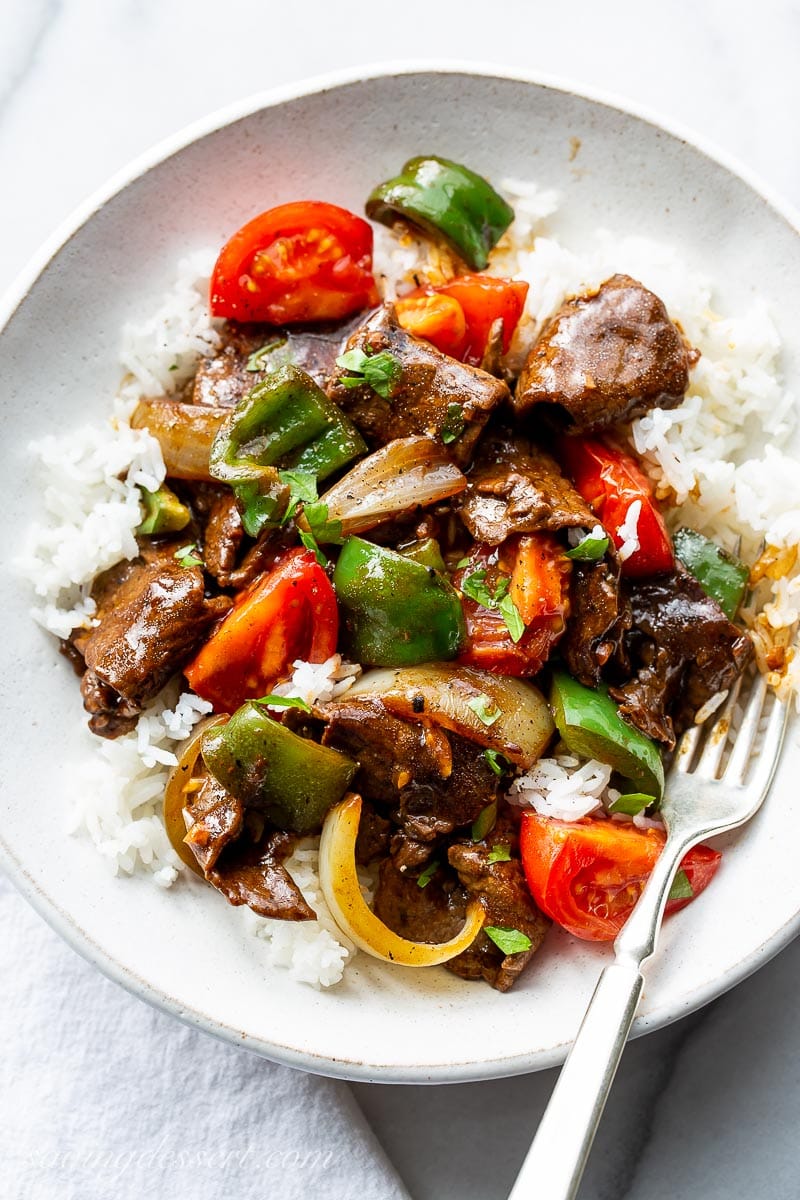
[332,536,466,666]
[673,528,749,620]
[209,364,366,536]
[136,485,191,535]
[366,156,515,271]
[397,536,447,573]
[550,671,665,800]
[201,701,356,834]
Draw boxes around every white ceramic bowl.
[1,65,798,1083]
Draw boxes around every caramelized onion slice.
[132,398,226,480]
[163,715,227,874]
[319,794,484,966]
[347,664,554,769]
[310,436,466,538]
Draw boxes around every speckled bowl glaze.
[1,64,798,1083]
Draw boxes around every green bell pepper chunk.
[332,536,466,666]
[366,156,515,271]
[136,485,191,535]
[209,364,366,536]
[397,536,447,573]
[550,671,665,800]
[673,528,749,620]
[201,702,356,834]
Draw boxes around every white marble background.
[3,2,800,1198]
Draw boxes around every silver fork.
[508,670,792,1200]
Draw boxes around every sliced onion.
[306,436,466,538]
[132,398,226,480]
[319,794,485,966]
[163,715,227,874]
[347,664,554,769]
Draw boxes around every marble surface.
[2,2,800,1198]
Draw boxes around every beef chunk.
[192,318,363,408]
[183,773,244,873]
[356,800,392,865]
[446,810,550,992]
[326,305,508,466]
[459,430,595,545]
[202,490,244,584]
[610,568,752,747]
[514,274,696,433]
[319,696,500,840]
[562,558,632,687]
[78,556,230,736]
[372,855,468,945]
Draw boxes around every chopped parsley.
[484,926,532,955]
[483,748,510,777]
[608,792,655,816]
[417,860,440,889]
[173,543,203,569]
[668,869,694,901]
[487,844,512,864]
[566,527,610,562]
[471,802,497,842]
[467,693,501,726]
[336,347,402,399]
[278,469,318,525]
[441,402,466,444]
[461,569,524,642]
[253,694,312,714]
[275,471,342,564]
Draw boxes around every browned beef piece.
[183,773,244,873]
[326,305,508,466]
[319,696,500,840]
[202,490,244,584]
[78,557,230,737]
[610,568,752,747]
[459,430,595,545]
[446,810,550,992]
[372,855,469,945]
[207,832,314,921]
[514,274,696,433]
[192,318,363,408]
[562,558,632,688]
[356,801,392,865]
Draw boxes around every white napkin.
[0,873,409,1200]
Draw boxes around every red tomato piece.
[396,274,528,364]
[455,534,571,676]
[558,437,674,577]
[394,292,467,359]
[184,548,338,712]
[520,814,722,941]
[209,201,379,324]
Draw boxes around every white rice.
[18,184,800,986]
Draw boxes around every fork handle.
[507,960,643,1200]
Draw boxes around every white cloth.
[0,874,408,1200]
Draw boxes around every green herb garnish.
[336,347,402,399]
[471,801,497,842]
[487,844,512,864]
[467,693,501,727]
[461,568,495,608]
[173,543,203,569]
[278,468,318,525]
[668,869,694,901]
[608,792,656,816]
[498,594,525,643]
[417,860,440,889]
[483,748,510,777]
[566,529,610,561]
[441,402,466,445]
[484,926,532,955]
[461,569,524,642]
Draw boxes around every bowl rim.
[2,59,799,1084]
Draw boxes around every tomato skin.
[394,292,467,359]
[558,438,674,578]
[396,275,528,364]
[209,201,379,324]
[520,814,722,941]
[455,534,570,676]
[184,548,338,712]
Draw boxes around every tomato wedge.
[395,275,528,364]
[209,201,379,324]
[184,548,338,712]
[455,534,571,675]
[558,438,674,577]
[520,814,722,941]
